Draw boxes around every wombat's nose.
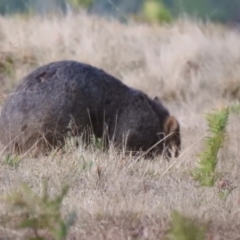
[174,148,179,158]
[166,145,180,158]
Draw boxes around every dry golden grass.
[0,11,240,239]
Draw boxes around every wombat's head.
[163,115,181,158]
[153,97,181,158]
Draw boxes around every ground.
[0,11,240,240]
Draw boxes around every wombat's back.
[0,60,129,153]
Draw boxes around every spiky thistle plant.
[191,107,229,186]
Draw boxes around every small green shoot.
[91,135,103,150]
[0,54,15,78]
[229,101,240,114]
[67,0,94,8]
[81,159,94,171]
[218,186,237,200]
[165,210,206,240]
[0,179,76,240]
[143,0,172,24]
[3,153,21,168]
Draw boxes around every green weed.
[91,135,103,150]
[191,107,229,186]
[165,210,206,240]
[142,0,172,24]
[81,159,94,171]
[3,153,21,168]
[0,179,76,240]
[229,101,240,114]
[0,53,15,78]
[67,0,93,8]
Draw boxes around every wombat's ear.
[153,96,161,103]
[163,116,180,136]
[163,116,181,158]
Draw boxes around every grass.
[0,10,240,239]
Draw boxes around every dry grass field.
[0,11,240,239]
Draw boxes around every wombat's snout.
[165,143,181,159]
[162,116,181,159]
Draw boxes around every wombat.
[0,60,181,158]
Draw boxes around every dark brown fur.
[0,60,181,158]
